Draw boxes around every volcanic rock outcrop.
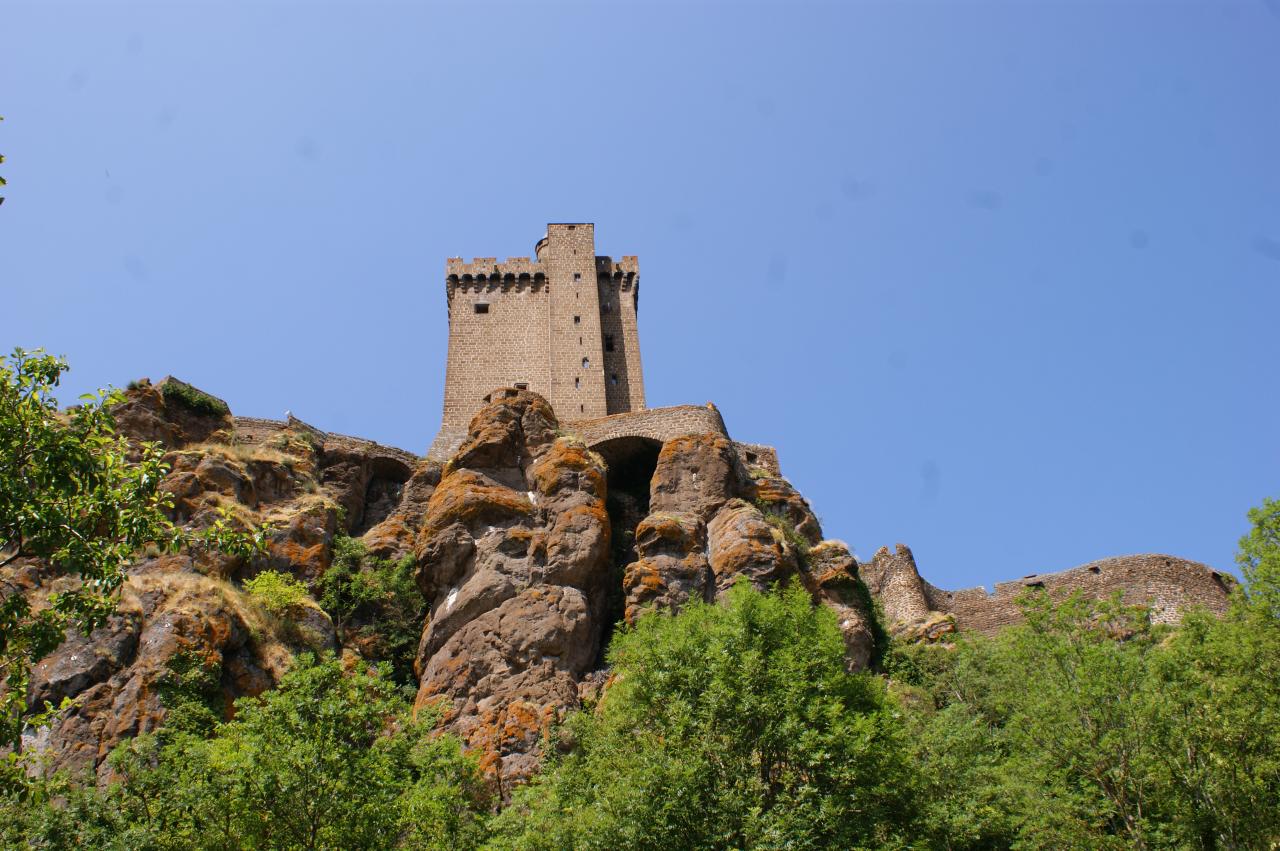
[408,391,879,789]
[8,378,434,781]
[9,378,1234,792]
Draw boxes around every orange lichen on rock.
[530,438,607,498]
[420,470,533,539]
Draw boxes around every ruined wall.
[861,544,1234,638]
[734,442,781,476]
[233,416,419,468]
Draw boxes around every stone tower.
[429,224,645,458]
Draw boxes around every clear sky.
[3,1,1278,591]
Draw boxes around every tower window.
[602,301,611,313]
[474,303,490,314]
[575,377,580,389]
[573,315,580,324]
[604,335,615,352]
[573,273,581,281]
[515,382,528,390]
[610,373,618,386]
[582,357,590,369]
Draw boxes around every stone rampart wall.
[860,544,1233,637]
[232,416,419,468]
[734,442,782,476]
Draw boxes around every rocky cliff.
[9,382,875,789]
[8,380,1234,789]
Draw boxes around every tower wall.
[598,255,645,414]
[433,224,645,457]
[543,224,609,420]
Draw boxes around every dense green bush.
[488,581,917,850]
[893,501,1280,850]
[317,535,425,686]
[1,655,491,850]
[159,380,229,417]
[243,569,311,614]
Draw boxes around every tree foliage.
[489,581,917,850]
[0,654,492,850]
[893,500,1280,850]
[0,349,266,753]
[317,535,425,686]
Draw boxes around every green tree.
[895,496,1280,851]
[0,349,265,755]
[2,654,491,850]
[489,582,916,850]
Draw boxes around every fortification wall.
[568,404,728,448]
[233,416,419,468]
[598,262,644,415]
[440,277,551,437]
[861,544,1234,638]
[942,554,1234,633]
[734,442,781,476]
[435,225,646,450]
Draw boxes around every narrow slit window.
[575,377,580,389]
[582,357,590,369]
[604,335,615,352]
[474,303,490,314]
[610,373,619,386]
[602,301,611,313]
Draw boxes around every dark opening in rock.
[592,436,662,660]
[352,461,412,535]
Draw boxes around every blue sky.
[2,1,1278,591]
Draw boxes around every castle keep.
[430,224,646,458]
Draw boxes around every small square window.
[604,335,615,352]
[515,382,529,390]
[573,315,580,324]
[573,273,581,281]
[474,303,490,314]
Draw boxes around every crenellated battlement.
[435,225,648,448]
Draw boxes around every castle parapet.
[595,255,640,286]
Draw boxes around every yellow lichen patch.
[421,470,533,537]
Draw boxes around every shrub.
[243,569,310,614]
[3,655,492,849]
[317,536,425,685]
[161,381,229,418]
[489,582,917,849]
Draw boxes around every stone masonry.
[860,544,1235,638]
[431,224,645,458]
